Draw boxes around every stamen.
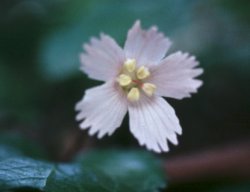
[142,83,156,96]
[124,58,136,72]
[136,66,150,80]
[127,87,140,101]
[118,61,155,101]
[117,74,132,86]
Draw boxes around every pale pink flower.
[76,20,203,153]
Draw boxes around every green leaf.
[0,157,53,190]
[45,164,127,192]
[79,150,166,192]
[0,147,166,192]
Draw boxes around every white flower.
[75,20,203,153]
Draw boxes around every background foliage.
[0,0,249,191]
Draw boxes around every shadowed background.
[0,0,249,191]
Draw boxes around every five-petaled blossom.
[76,20,203,153]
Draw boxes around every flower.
[75,20,203,153]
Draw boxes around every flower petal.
[124,20,171,67]
[149,51,203,99]
[80,33,125,81]
[128,96,182,153]
[75,82,127,138]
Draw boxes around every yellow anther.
[124,58,136,72]
[117,74,132,86]
[136,66,150,79]
[127,87,140,102]
[142,83,156,96]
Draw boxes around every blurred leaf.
[0,145,22,159]
[0,60,44,122]
[0,133,47,160]
[79,150,166,192]
[44,163,125,192]
[39,26,82,81]
[0,147,166,192]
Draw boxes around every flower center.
[117,58,156,102]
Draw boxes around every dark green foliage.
[0,146,166,192]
